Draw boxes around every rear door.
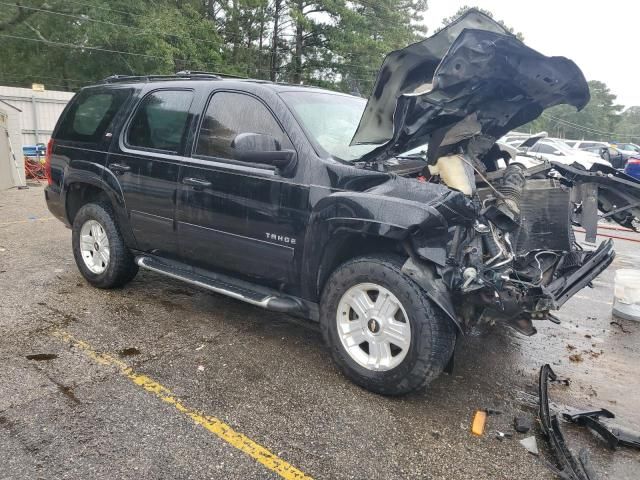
[176,90,302,286]
[110,88,195,257]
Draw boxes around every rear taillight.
[44,138,53,185]
[627,157,640,165]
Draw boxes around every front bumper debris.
[538,364,598,480]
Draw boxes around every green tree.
[0,1,224,89]
[439,5,524,40]
[527,80,624,141]
[615,107,640,143]
[0,0,430,93]
[324,0,429,95]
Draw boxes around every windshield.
[280,91,379,161]
[544,140,574,154]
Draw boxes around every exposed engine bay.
[350,9,640,335]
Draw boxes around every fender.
[62,161,138,249]
[301,184,466,293]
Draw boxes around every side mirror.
[552,150,563,156]
[232,133,296,170]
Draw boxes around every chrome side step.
[135,255,314,318]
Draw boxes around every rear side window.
[195,91,290,160]
[127,90,193,153]
[57,88,130,143]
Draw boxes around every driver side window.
[195,91,291,160]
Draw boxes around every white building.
[0,85,74,189]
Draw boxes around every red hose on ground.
[574,228,640,243]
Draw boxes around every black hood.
[350,9,590,163]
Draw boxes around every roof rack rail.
[175,70,247,79]
[100,72,226,84]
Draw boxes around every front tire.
[320,255,456,395]
[72,202,138,289]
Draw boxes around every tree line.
[1,2,638,142]
[0,0,426,96]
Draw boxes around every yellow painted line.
[52,330,312,480]
[0,216,55,227]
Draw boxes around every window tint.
[127,90,193,153]
[57,88,130,143]
[195,92,290,160]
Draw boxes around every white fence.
[0,86,74,147]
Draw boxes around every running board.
[135,255,315,319]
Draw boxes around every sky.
[422,0,639,109]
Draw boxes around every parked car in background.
[624,157,640,180]
[611,142,640,154]
[568,140,608,150]
[601,145,635,169]
[523,138,611,168]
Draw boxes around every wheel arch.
[63,173,137,249]
[314,229,406,300]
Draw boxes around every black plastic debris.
[514,416,533,434]
[538,364,598,480]
[25,353,58,361]
[563,409,640,450]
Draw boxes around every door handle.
[109,163,131,173]
[182,177,212,188]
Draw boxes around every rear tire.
[320,255,456,395]
[72,202,138,289]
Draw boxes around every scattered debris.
[519,436,539,455]
[495,431,513,441]
[195,344,205,351]
[118,347,141,357]
[566,344,576,351]
[610,321,631,333]
[563,409,640,450]
[514,416,533,433]
[484,408,503,416]
[25,353,58,361]
[569,353,584,363]
[471,410,487,436]
[197,365,205,372]
[584,334,592,339]
[538,364,597,480]
[551,375,571,386]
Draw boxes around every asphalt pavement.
[1,185,639,479]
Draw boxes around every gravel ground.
[1,184,639,479]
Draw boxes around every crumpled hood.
[350,9,590,163]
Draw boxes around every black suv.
[46,11,633,395]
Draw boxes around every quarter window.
[127,90,193,153]
[195,92,290,160]
[57,88,131,143]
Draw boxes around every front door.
[109,88,195,257]
[176,90,306,287]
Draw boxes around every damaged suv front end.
[348,10,626,335]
